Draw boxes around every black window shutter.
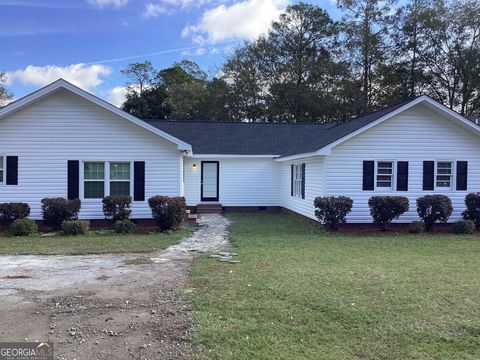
[6,156,18,185]
[290,164,294,196]
[301,163,305,199]
[134,161,145,201]
[456,161,468,191]
[423,161,434,190]
[362,161,374,190]
[67,160,79,199]
[396,161,409,191]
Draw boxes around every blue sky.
[1,0,341,106]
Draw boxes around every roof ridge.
[145,119,334,126]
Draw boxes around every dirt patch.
[0,214,231,360]
[124,257,155,265]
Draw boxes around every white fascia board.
[188,154,281,159]
[274,151,322,162]
[0,79,192,151]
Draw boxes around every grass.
[187,212,480,360]
[0,227,191,255]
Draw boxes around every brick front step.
[197,203,223,213]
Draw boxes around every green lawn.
[0,227,191,255]
[187,212,480,360]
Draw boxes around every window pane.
[110,181,130,196]
[376,161,393,187]
[378,162,392,169]
[0,170,3,183]
[110,162,130,180]
[84,181,104,199]
[84,162,104,180]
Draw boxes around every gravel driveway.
[0,214,230,360]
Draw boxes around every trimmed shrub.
[453,220,475,234]
[0,203,30,225]
[102,195,132,222]
[41,198,81,230]
[462,193,480,227]
[114,220,136,234]
[148,196,186,231]
[11,218,38,237]
[408,221,425,234]
[314,196,353,231]
[368,196,409,231]
[61,220,87,236]
[416,195,453,231]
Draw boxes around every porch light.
[193,163,197,168]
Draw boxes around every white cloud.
[87,0,128,8]
[182,0,289,44]
[5,64,112,92]
[108,86,128,107]
[143,3,170,17]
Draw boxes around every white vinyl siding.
[324,104,480,223]
[183,157,280,206]
[0,89,181,219]
[280,157,324,219]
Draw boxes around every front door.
[201,161,219,202]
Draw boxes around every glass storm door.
[201,161,219,202]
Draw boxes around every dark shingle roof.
[146,98,417,156]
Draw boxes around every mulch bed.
[322,222,467,235]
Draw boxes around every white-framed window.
[83,161,132,199]
[376,161,394,188]
[436,161,453,188]
[0,156,4,184]
[110,162,131,196]
[293,164,303,198]
[84,162,105,199]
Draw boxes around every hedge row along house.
[1,79,479,223]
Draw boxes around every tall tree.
[419,0,480,115]
[223,2,349,122]
[338,0,397,114]
[158,60,209,120]
[0,72,13,107]
[222,43,268,122]
[120,61,156,98]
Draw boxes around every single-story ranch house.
[1,79,479,223]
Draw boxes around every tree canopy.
[116,0,480,122]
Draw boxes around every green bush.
[0,203,30,225]
[148,196,186,231]
[313,196,353,231]
[368,196,409,231]
[416,195,452,231]
[10,218,38,237]
[102,195,132,222]
[114,220,136,234]
[61,220,87,236]
[462,193,480,227]
[408,221,425,234]
[41,198,81,230]
[453,220,475,234]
